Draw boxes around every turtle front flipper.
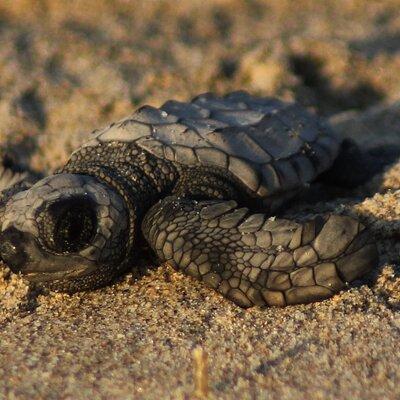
[0,151,41,223]
[142,197,378,308]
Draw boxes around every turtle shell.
[82,91,340,198]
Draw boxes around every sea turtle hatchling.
[0,91,378,307]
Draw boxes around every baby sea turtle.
[0,92,378,307]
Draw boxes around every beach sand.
[0,1,399,399]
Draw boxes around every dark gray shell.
[79,91,340,198]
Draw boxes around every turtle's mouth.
[24,264,99,283]
[0,226,99,279]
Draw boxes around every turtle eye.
[42,197,97,254]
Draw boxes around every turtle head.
[0,173,130,291]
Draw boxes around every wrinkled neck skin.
[0,142,178,292]
[61,142,178,240]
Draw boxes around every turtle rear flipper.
[142,196,378,308]
[317,138,397,188]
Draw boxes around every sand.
[0,1,399,399]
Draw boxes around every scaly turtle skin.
[0,92,378,307]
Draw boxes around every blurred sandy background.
[0,1,399,399]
